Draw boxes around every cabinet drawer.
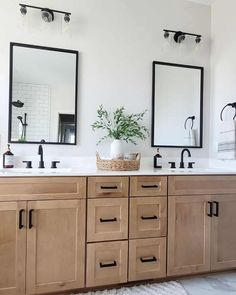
[129,238,166,281]
[129,197,167,239]
[87,198,128,242]
[88,177,129,198]
[86,241,128,287]
[169,175,236,196]
[130,176,167,197]
[0,177,86,201]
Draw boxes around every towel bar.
[220,102,236,121]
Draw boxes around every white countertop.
[0,167,236,177]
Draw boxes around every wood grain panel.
[211,195,236,270]
[130,176,167,197]
[88,177,129,198]
[0,177,86,201]
[87,198,128,242]
[129,197,167,239]
[0,201,26,295]
[86,241,128,287]
[129,238,166,281]
[26,199,85,294]
[169,175,236,196]
[167,195,211,276]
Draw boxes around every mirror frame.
[8,42,79,145]
[151,61,204,148]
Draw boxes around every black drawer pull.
[29,209,34,229]
[141,215,159,220]
[213,201,219,217]
[207,201,213,217]
[141,185,159,189]
[100,261,117,268]
[100,217,117,223]
[140,256,157,263]
[100,186,118,190]
[19,209,25,229]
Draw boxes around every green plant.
[91,105,149,144]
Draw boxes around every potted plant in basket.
[91,105,149,159]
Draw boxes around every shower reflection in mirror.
[9,43,78,145]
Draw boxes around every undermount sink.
[0,168,72,174]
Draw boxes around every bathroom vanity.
[0,170,236,295]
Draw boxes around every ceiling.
[186,0,216,5]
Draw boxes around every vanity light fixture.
[19,3,71,23]
[163,29,202,44]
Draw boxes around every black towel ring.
[184,116,195,130]
[220,102,236,121]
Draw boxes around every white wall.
[210,0,236,165]
[0,0,211,159]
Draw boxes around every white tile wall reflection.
[12,82,50,142]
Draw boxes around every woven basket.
[96,153,141,171]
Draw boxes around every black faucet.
[180,148,191,168]
[38,145,45,168]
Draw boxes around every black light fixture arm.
[220,102,236,121]
[19,3,71,16]
[163,29,201,38]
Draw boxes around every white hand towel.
[217,121,236,159]
[184,129,197,146]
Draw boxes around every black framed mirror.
[9,42,78,145]
[151,61,203,148]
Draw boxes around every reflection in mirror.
[151,61,203,148]
[9,43,78,145]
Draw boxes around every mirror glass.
[9,43,78,145]
[152,61,203,148]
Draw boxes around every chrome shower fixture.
[163,29,202,44]
[19,3,71,23]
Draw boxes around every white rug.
[73,281,187,295]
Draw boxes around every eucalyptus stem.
[91,105,150,145]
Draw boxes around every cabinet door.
[211,195,236,270]
[167,195,211,276]
[0,201,26,295]
[26,199,85,294]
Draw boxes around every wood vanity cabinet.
[168,176,236,276]
[2,174,236,295]
[0,177,86,295]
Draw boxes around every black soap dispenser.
[154,148,162,169]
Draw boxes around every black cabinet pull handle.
[140,256,157,263]
[141,185,159,189]
[100,186,118,190]
[207,201,213,217]
[213,201,219,217]
[100,261,117,268]
[100,217,117,223]
[29,209,34,229]
[19,209,25,229]
[141,215,159,220]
